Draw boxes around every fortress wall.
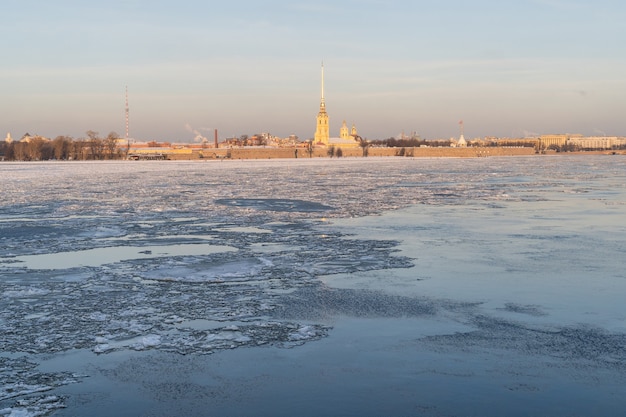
[167,146,538,160]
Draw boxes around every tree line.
[0,131,127,161]
[544,142,626,152]
[369,137,452,148]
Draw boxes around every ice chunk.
[1,395,67,417]
[288,325,318,341]
[134,335,162,350]
[89,312,108,321]
[92,344,113,354]
[3,288,50,298]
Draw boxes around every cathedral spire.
[320,61,325,110]
[314,61,330,145]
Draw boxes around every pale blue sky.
[2,0,625,141]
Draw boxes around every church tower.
[314,63,330,145]
[351,124,358,138]
[340,120,350,140]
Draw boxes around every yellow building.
[339,120,359,141]
[314,63,330,145]
[539,134,571,149]
[340,120,350,140]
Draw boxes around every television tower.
[125,86,129,139]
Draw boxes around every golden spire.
[314,61,330,145]
[320,61,325,111]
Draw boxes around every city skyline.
[2,1,626,141]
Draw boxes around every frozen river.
[1,156,625,416]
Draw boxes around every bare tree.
[353,135,369,157]
[53,136,72,160]
[25,136,48,161]
[105,131,120,159]
[71,140,88,160]
[13,142,27,160]
[306,140,314,158]
[86,130,105,160]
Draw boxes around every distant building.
[17,133,49,143]
[539,134,575,149]
[568,136,626,150]
[456,121,467,147]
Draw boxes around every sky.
[2,0,626,142]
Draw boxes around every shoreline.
[172,147,625,160]
[2,148,623,163]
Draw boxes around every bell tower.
[314,62,330,145]
[340,120,349,140]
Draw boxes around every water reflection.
[6,243,235,270]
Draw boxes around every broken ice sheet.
[0,357,83,416]
[0,169,412,413]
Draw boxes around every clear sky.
[2,0,625,142]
